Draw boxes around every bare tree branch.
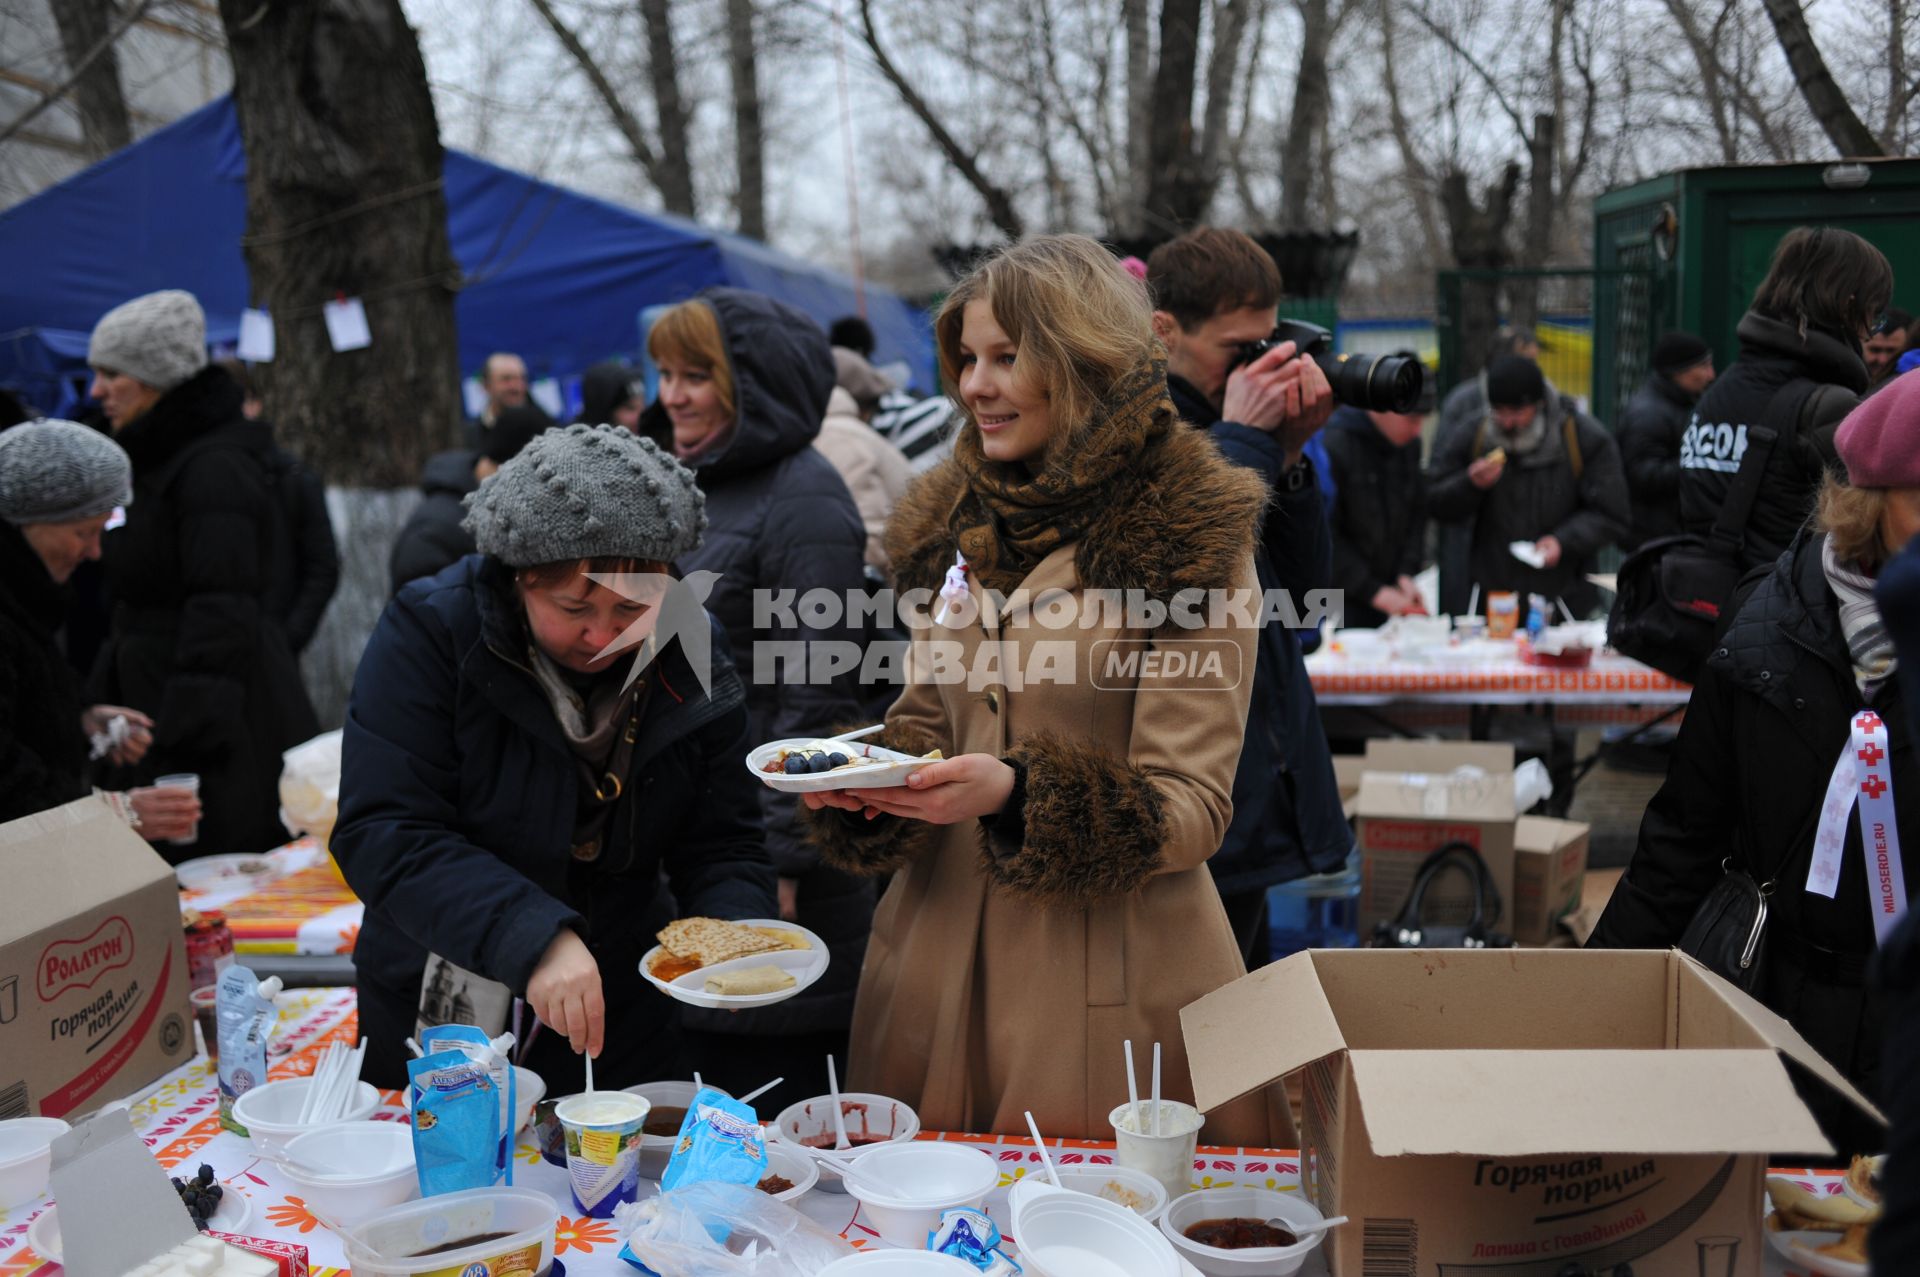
[1759,0,1886,156]
[640,0,700,217]
[1378,0,1446,265]
[1198,0,1253,186]
[1408,2,1528,142]
[727,0,766,238]
[0,0,155,149]
[525,0,670,196]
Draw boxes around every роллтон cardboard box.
[1354,740,1517,934]
[1510,815,1591,946]
[0,798,192,1119]
[1182,948,1880,1277]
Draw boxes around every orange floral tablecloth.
[0,988,1844,1276]
[1307,643,1692,707]
[179,842,363,957]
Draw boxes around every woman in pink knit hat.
[1592,370,1920,1161]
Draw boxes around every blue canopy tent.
[0,97,934,417]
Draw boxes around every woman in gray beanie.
[0,419,198,837]
[86,288,318,858]
[331,424,776,1091]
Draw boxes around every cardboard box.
[0,798,193,1119]
[1333,756,1366,820]
[1510,815,1591,945]
[1354,740,1516,934]
[1183,948,1881,1277]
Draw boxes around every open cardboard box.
[1510,815,1590,946]
[1354,740,1517,934]
[1182,948,1882,1277]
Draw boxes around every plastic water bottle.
[1526,593,1548,640]
[1265,851,1362,959]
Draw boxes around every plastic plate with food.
[1763,1170,1876,1277]
[747,737,944,793]
[174,853,279,892]
[639,917,829,1009]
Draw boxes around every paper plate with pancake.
[639,916,829,1009]
[1764,1172,1875,1277]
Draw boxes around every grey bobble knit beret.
[88,290,209,391]
[463,422,707,567]
[0,419,133,526]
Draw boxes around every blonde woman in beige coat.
[803,235,1289,1146]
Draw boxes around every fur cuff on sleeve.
[799,719,945,876]
[979,730,1165,904]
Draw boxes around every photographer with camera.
[1145,228,1352,963]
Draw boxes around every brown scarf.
[948,354,1176,595]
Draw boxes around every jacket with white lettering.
[1677,312,1866,571]
[1591,534,1911,1155]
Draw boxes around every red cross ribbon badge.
[1810,708,1907,943]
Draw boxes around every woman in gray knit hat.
[0,419,198,838]
[331,424,776,1091]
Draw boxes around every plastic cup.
[154,773,201,845]
[189,986,219,1060]
[1108,1100,1201,1201]
[555,1091,650,1219]
[1486,592,1520,639]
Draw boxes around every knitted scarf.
[1821,533,1898,698]
[948,354,1176,595]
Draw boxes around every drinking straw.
[826,1055,852,1150]
[1124,1039,1141,1133]
[1556,596,1578,625]
[584,1047,595,1095]
[1150,1042,1162,1137]
[1024,1111,1060,1187]
[693,1071,703,1090]
[1468,584,1481,618]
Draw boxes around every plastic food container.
[1158,1185,1328,1277]
[343,1186,561,1276]
[843,1142,998,1247]
[0,1118,70,1212]
[770,1092,919,1193]
[621,1080,730,1181]
[281,1122,418,1228]
[758,1139,818,1203]
[1014,1180,1184,1277]
[1045,1163,1169,1223]
[232,1077,381,1156]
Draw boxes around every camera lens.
[1319,350,1424,414]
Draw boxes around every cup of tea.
[154,773,202,846]
[1109,1100,1202,1200]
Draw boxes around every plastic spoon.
[1272,1214,1349,1240]
[1150,1042,1162,1137]
[828,724,887,742]
[825,1055,851,1150]
[584,1047,595,1095]
[737,1077,785,1107]
[1123,1039,1141,1133]
[1024,1110,1060,1187]
[800,1144,891,1196]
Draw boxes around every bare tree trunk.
[1759,0,1887,156]
[1144,0,1209,231]
[1198,0,1252,192]
[527,0,672,197]
[1887,0,1911,150]
[1442,162,1522,381]
[1513,113,1556,332]
[48,0,134,158]
[641,0,701,217]
[1123,0,1155,235]
[1662,0,1739,161]
[217,0,462,726]
[856,0,1024,239]
[1378,0,1445,265]
[727,0,766,239]
[1279,0,1335,229]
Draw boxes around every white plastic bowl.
[281,1122,418,1228]
[345,1187,560,1277]
[620,1080,732,1180]
[1015,1181,1184,1277]
[770,1092,919,1193]
[231,1076,381,1156]
[0,1118,70,1212]
[1046,1163,1169,1223]
[758,1140,818,1203]
[1158,1185,1328,1277]
[816,1254,979,1276]
[843,1141,998,1247]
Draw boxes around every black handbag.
[1370,841,1515,949]
[1676,860,1771,993]
[1608,425,1777,683]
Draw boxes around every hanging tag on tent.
[323,296,372,352]
[238,308,275,362]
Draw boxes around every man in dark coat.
[85,291,318,858]
[389,405,549,595]
[641,288,873,1112]
[1145,228,1353,963]
[573,361,643,431]
[335,425,776,1091]
[1321,365,1433,628]
[1428,355,1630,617]
[1618,331,1714,550]
[1677,227,1890,574]
[463,351,545,451]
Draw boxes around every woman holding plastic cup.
[800,235,1288,1147]
[0,418,198,838]
[333,424,777,1093]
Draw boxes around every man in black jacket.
[1617,331,1714,551]
[1677,226,1891,573]
[1322,360,1434,627]
[1146,228,1352,964]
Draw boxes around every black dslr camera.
[1230,319,1424,414]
